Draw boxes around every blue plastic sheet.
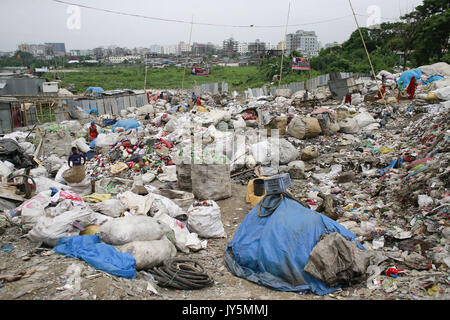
[397,69,422,88]
[85,87,104,97]
[53,235,136,279]
[379,157,403,175]
[103,119,117,127]
[398,69,444,89]
[89,138,96,149]
[88,107,99,115]
[112,119,141,133]
[423,75,444,85]
[224,197,364,296]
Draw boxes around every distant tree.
[404,0,450,65]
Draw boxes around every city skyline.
[0,0,423,52]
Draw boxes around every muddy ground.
[0,183,421,301]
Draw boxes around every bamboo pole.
[278,1,291,88]
[348,0,388,107]
[144,65,148,93]
[35,105,41,124]
[182,15,194,90]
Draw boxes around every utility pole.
[144,65,148,92]
[278,1,291,88]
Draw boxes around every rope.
[257,191,303,217]
[149,258,214,290]
[52,0,355,29]
[348,0,389,109]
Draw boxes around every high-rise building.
[248,39,266,55]
[277,41,286,51]
[18,43,52,57]
[223,37,238,55]
[162,45,177,55]
[178,42,191,55]
[149,45,163,54]
[285,30,319,57]
[45,43,66,56]
[237,42,248,55]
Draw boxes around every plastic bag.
[0,160,12,177]
[89,199,124,218]
[67,177,92,197]
[157,165,177,182]
[153,211,207,253]
[45,155,65,174]
[433,86,450,101]
[116,237,176,270]
[30,166,48,178]
[110,162,128,175]
[33,176,69,194]
[287,116,321,139]
[353,111,377,128]
[83,193,112,203]
[20,190,53,232]
[72,138,91,154]
[339,118,360,134]
[157,190,194,213]
[27,206,97,247]
[187,201,227,238]
[18,142,35,155]
[95,133,120,148]
[119,191,154,216]
[191,164,232,201]
[51,190,85,206]
[97,215,164,245]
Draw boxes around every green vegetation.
[259,0,449,79]
[310,0,449,73]
[42,65,267,94]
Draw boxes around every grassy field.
[44,65,269,94]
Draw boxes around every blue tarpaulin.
[103,119,117,127]
[88,107,99,115]
[224,197,364,296]
[397,69,422,88]
[112,119,141,133]
[89,138,96,149]
[53,235,136,279]
[423,75,444,85]
[398,69,444,88]
[85,87,104,97]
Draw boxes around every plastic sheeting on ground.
[53,235,136,279]
[112,119,141,133]
[224,197,364,296]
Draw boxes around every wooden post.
[40,103,43,122]
[23,103,29,127]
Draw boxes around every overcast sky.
[0,0,423,51]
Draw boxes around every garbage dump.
[1,62,450,300]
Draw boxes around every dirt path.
[0,184,369,300]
